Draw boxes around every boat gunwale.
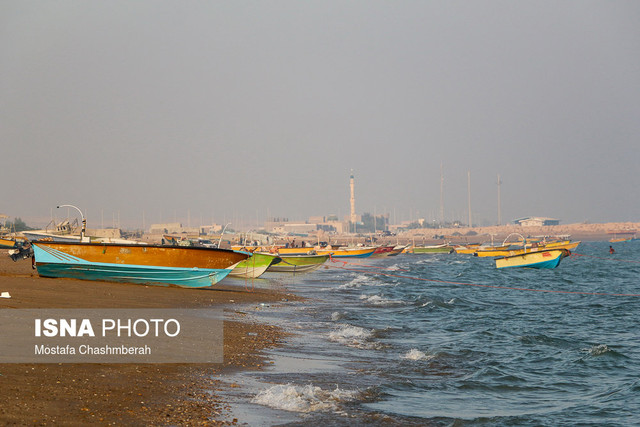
[32,240,244,254]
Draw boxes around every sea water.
[220,241,640,425]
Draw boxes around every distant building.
[513,217,561,227]
[272,223,318,234]
[149,222,200,235]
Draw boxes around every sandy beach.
[0,222,635,424]
[0,251,297,425]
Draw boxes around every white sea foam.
[252,384,357,413]
[359,294,404,306]
[401,349,434,361]
[328,324,380,349]
[338,274,387,289]
[586,344,612,356]
[331,311,343,321]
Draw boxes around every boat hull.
[22,231,83,243]
[266,253,329,273]
[315,247,376,258]
[0,236,17,248]
[478,241,580,258]
[370,246,395,258]
[228,252,279,279]
[495,249,570,269]
[387,245,408,256]
[411,245,454,254]
[31,242,248,288]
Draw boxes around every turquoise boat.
[495,249,570,269]
[31,241,248,288]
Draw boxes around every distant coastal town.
[2,210,637,248]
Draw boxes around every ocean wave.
[328,324,382,349]
[401,349,434,361]
[331,311,344,321]
[252,383,357,413]
[338,274,389,289]
[584,344,618,357]
[359,294,404,306]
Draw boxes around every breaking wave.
[400,349,434,361]
[359,294,404,306]
[252,383,357,413]
[328,323,381,349]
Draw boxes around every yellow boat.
[0,236,17,248]
[453,244,481,255]
[233,245,319,256]
[455,244,510,255]
[315,246,376,258]
[476,234,580,258]
[496,248,571,269]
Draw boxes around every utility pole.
[440,161,444,224]
[350,170,356,232]
[497,174,502,225]
[467,171,472,227]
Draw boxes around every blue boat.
[31,241,248,288]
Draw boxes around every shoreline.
[0,252,299,425]
[314,222,640,247]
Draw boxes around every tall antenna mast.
[440,161,444,224]
[467,170,472,227]
[497,174,502,225]
[350,170,356,232]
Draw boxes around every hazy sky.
[2,1,639,229]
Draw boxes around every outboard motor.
[8,243,33,262]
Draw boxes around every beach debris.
[0,292,10,299]
[247,332,258,336]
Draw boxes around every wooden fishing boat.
[609,237,632,243]
[0,236,18,248]
[228,252,280,279]
[232,245,317,256]
[370,246,395,258]
[453,243,481,255]
[315,246,376,258]
[265,253,330,273]
[411,244,454,254]
[608,230,636,243]
[387,245,409,256]
[495,248,571,269]
[31,241,248,288]
[476,240,580,257]
[22,230,84,243]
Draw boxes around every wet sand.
[0,251,298,425]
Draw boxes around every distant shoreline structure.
[403,222,639,243]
